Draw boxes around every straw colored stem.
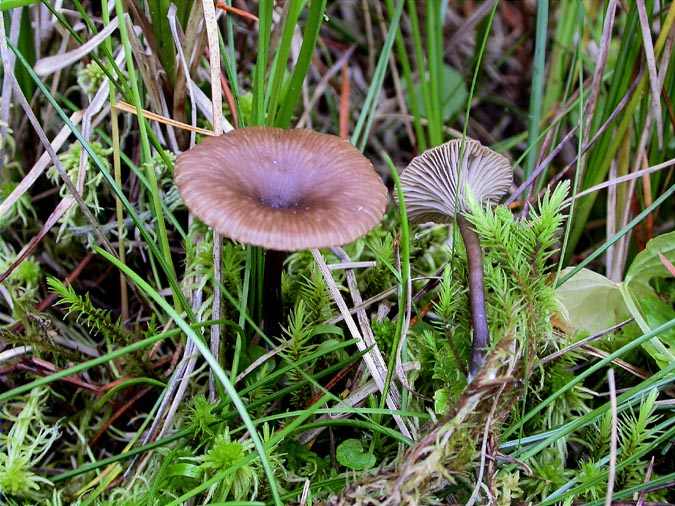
[457,215,489,379]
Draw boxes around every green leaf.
[625,231,675,291]
[620,231,675,366]
[336,439,376,471]
[556,268,629,334]
[406,63,467,123]
[640,296,675,347]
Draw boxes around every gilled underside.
[400,139,512,224]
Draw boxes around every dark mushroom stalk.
[263,249,287,336]
[400,139,512,380]
[174,127,387,337]
[456,214,489,376]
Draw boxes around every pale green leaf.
[625,230,675,291]
[556,268,629,335]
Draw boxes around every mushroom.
[175,126,387,334]
[399,139,512,379]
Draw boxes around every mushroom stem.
[457,215,489,380]
[264,249,287,336]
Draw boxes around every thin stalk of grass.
[371,153,412,449]
[0,0,40,9]
[0,326,185,402]
[93,378,166,409]
[555,5,585,284]
[221,1,238,98]
[265,0,305,122]
[585,472,675,506]
[525,0,548,178]
[88,125,186,240]
[203,502,264,505]
[254,407,428,422]
[532,5,580,196]
[146,0,177,86]
[113,0,177,287]
[238,342,358,396]
[218,32,241,124]
[541,1,579,115]
[255,246,264,325]
[426,0,442,146]
[70,0,97,34]
[351,0,405,150]
[275,0,327,129]
[252,0,273,125]
[295,419,412,446]
[38,0,122,89]
[279,477,346,502]
[406,0,432,146]
[231,246,253,380]
[95,247,283,506]
[385,0,426,150]
[100,0,128,322]
[460,1,498,142]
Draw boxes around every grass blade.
[95,247,283,506]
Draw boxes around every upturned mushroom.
[399,139,512,379]
[174,126,387,334]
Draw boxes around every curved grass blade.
[95,247,283,505]
[351,0,404,150]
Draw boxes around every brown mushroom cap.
[174,127,387,251]
[400,139,512,224]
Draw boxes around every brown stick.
[457,215,489,379]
